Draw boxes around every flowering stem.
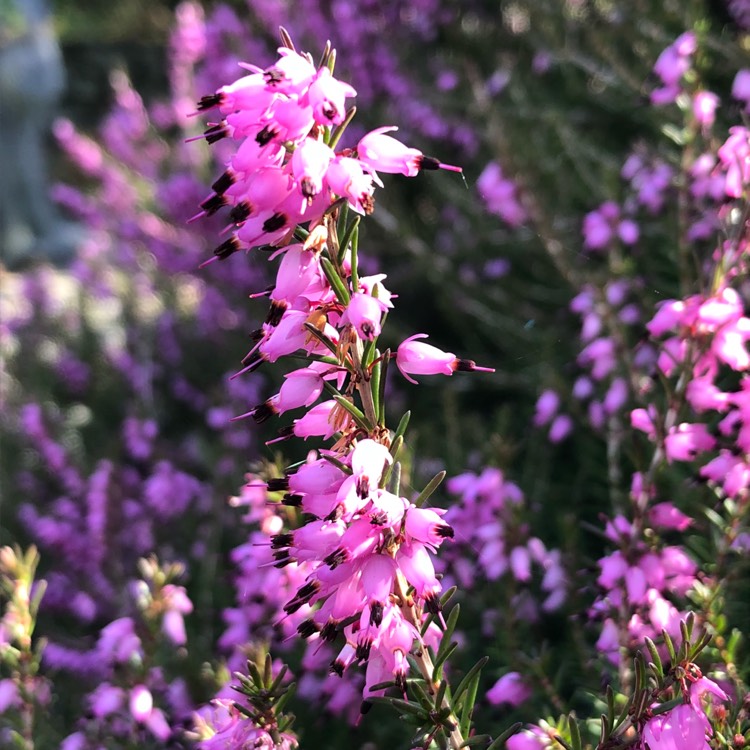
[393,574,466,750]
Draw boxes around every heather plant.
[2,1,750,749]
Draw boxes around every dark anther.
[199,193,227,215]
[213,237,241,260]
[418,155,441,170]
[369,601,384,626]
[265,300,288,327]
[263,213,287,233]
[212,171,234,194]
[229,201,252,224]
[250,400,278,424]
[197,94,222,111]
[270,532,294,549]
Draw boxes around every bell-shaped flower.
[277,367,325,412]
[306,67,357,125]
[292,138,335,199]
[264,48,316,95]
[342,292,387,341]
[396,333,494,384]
[404,506,453,548]
[357,126,462,176]
[291,400,340,440]
[664,422,716,462]
[325,156,381,214]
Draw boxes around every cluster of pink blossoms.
[631,285,750,505]
[592,493,698,664]
[194,39,494,715]
[193,43,460,264]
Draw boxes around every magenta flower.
[396,334,494,384]
[486,672,531,707]
[358,126,462,177]
[305,67,357,125]
[641,704,710,750]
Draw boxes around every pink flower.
[342,292,386,340]
[648,502,692,531]
[692,91,719,128]
[357,127,424,177]
[718,126,750,198]
[548,414,573,443]
[305,67,356,125]
[476,161,527,226]
[664,423,716,462]
[358,126,462,177]
[291,138,335,200]
[325,156,381,214]
[641,704,709,750]
[486,672,531,707]
[396,334,494,384]
[533,390,559,426]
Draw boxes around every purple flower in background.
[486,672,531,707]
[476,162,527,227]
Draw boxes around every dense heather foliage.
[1,1,749,749]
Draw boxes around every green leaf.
[333,395,371,432]
[303,323,339,357]
[269,664,288,693]
[442,603,461,640]
[453,657,488,710]
[392,410,411,443]
[459,670,482,738]
[486,723,523,750]
[568,716,582,750]
[460,734,492,747]
[321,452,353,475]
[263,653,273,687]
[410,680,436,711]
[644,637,663,678]
[389,697,430,720]
[350,227,359,293]
[435,679,449,710]
[273,682,296,714]
[370,357,381,420]
[329,106,357,150]
[662,629,677,666]
[389,461,402,496]
[320,256,350,305]
[552,736,574,750]
[432,641,458,682]
[414,471,447,508]
[377,350,390,425]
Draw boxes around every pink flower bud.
[649,502,692,531]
